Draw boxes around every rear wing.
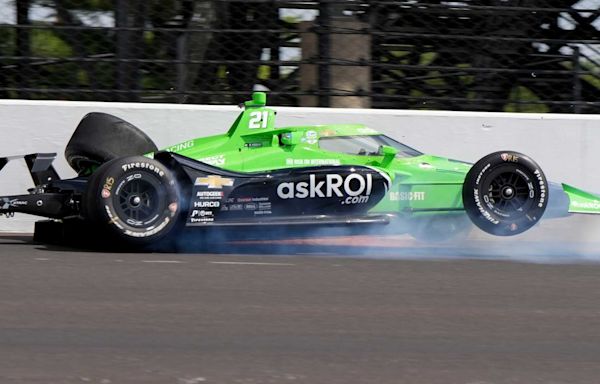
[0,153,60,186]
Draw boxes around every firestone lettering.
[121,162,165,177]
[534,169,546,208]
[190,217,214,223]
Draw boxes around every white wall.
[1,99,600,233]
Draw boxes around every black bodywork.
[0,151,391,245]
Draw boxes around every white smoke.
[168,213,600,264]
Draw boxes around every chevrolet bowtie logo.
[195,175,234,189]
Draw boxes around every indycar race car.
[1,92,599,248]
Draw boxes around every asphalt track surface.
[2,217,600,384]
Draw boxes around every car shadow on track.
[0,234,38,246]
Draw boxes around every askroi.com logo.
[277,173,373,205]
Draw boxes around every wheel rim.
[485,170,532,216]
[114,178,164,226]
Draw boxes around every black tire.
[65,112,158,174]
[462,151,548,236]
[83,156,182,247]
[409,214,473,243]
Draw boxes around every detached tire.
[84,156,182,247]
[462,151,548,236]
[65,113,158,174]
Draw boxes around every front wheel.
[83,156,182,247]
[462,151,548,236]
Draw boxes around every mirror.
[380,145,398,167]
[281,132,303,146]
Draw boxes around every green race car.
[155,92,600,240]
[1,92,598,247]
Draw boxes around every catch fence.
[1,0,599,112]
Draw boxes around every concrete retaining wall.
[1,99,599,232]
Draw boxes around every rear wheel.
[65,113,158,174]
[83,156,182,247]
[462,151,548,236]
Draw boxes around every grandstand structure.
[0,1,598,112]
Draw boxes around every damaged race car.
[1,92,599,248]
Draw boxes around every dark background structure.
[1,0,599,112]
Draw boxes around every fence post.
[573,46,582,114]
[15,0,31,99]
[317,2,331,107]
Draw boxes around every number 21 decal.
[249,111,269,129]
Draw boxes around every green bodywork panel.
[154,92,599,218]
[562,184,600,214]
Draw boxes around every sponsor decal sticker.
[285,158,341,166]
[199,154,226,166]
[500,153,519,163]
[277,173,373,205]
[195,175,234,189]
[254,202,272,215]
[194,201,220,208]
[302,130,318,145]
[191,210,214,218]
[166,140,195,153]
[102,177,115,198]
[1,198,28,210]
[189,209,215,223]
[572,200,600,209]
[237,197,268,203]
[196,191,224,198]
[389,191,426,201]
